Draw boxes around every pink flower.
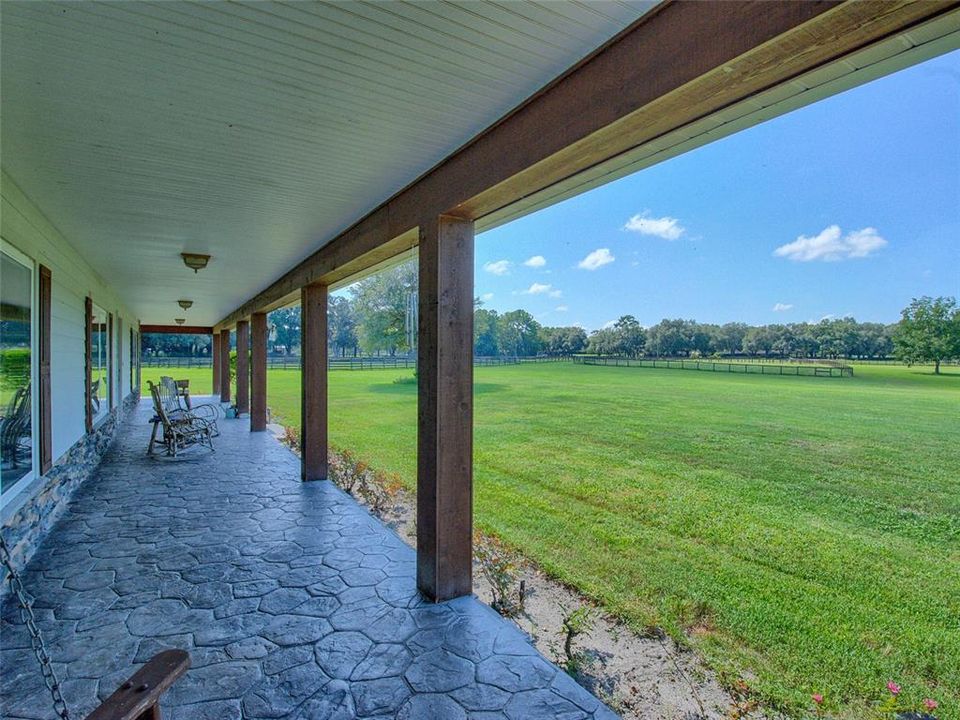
[812,693,824,705]
[886,681,901,696]
[923,698,939,711]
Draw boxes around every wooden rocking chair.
[159,376,220,437]
[0,384,31,469]
[147,381,214,457]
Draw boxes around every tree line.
[141,257,959,372]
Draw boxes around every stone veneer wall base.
[1,391,141,599]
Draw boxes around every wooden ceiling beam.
[140,324,214,335]
[215,0,957,330]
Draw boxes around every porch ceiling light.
[175,318,186,325]
[181,253,210,273]
[177,299,193,310]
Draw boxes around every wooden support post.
[300,283,328,481]
[212,331,221,396]
[108,313,114,409]
[219,329,231,403]
[236,320,250,415]
[39,265,52,473]
[416,215,474,602]
[251,312,267,432]
[84,297,93,433]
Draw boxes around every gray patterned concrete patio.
[0,401,616,719]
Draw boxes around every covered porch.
[3,1,959,718]
[1,400,612,719]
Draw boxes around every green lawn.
[143,363,960,718]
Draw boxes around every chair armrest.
[85,649,190,720]
[188,404,221,421]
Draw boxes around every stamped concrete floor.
[0,401,616,719]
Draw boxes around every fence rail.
[141,354,957,371]
[142,355,572,371]
[573,355,853,377]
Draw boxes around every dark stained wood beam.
[84,296,93,433]
[211,326,221,396]
[139,324,214,335]
[417,215,474,602]
[250,312,267,432]
[219,329,231,403]
[108,313,114,410]
[215,0,955,331]
[236,320,250,415]
[115,317,123,403]
[300,283,328,482]
[39,265,52,473]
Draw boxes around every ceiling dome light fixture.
[175,318,186,325]
[177,299,194,310]
[181,253,211,273]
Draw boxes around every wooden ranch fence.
[573,355,853,377]
[141,355,570,371]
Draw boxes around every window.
[115,316,122,403]
[89,302,111,425]
[1,243,36,501]
[130,328,138,392]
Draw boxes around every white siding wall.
[1,169,139,462]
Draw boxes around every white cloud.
[773,225,887,262]
[772,303,793,312]
[624,212,686,240]
[523,255,546,268]
[480,292,494,302]
[577,248,615,270]
[555,305,568,312]
[523,282,553,295]
[483,259,511,275]
[601,320,616,329]
[518,283,563,298]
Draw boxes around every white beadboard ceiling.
[0,0,654,326]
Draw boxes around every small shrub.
[811,692,826,718]
[726,678,759,719]
[328,448,367,493]
[872,682,940,720]
[281,425,300,453]
[384,472,404,496]
[473,532,522,617]
[560,605,596,675]
[358,468,400,515]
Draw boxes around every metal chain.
[0,533,71,720]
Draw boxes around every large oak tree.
[893,296,960,375]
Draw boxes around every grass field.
[144,362,960,718]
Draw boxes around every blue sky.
[475,50,960,332]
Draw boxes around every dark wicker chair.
[159,376,221,436]
[0,384,31,470]
[147,381,214,457]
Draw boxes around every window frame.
[84,296,93,433]
[130,327,139,394]
[0,240,39,508]
[86,300,112,430]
